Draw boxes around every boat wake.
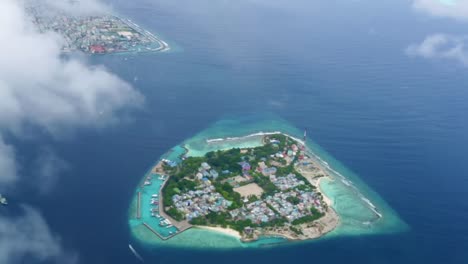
[129,244,144,262]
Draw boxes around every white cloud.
[0,0,142,132]
[0,0,143,185]
[413,0,468,21]
[0,137,18,185]
[42,0,110,15]
[0,0,142,262]
[0,205,78,264]
[406,34,468,65]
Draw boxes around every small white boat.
[0,194,7,205]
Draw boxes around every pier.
[135,164,192,241]
[142,222,192,241]
[137,192,141,219]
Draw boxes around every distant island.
[26,5,169,54]
[132,131,340,242]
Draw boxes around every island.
[156,132,339,241]
[128,117,408,248]
[26,5,169,54]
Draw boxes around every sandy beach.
[317,177,333,207]
[195,226,242,239]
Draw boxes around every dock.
[142,222,192,240]
[137,192,141,219]
[136,166,192,240]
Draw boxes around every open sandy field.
[234,183,264,198]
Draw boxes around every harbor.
[130,167,188,240]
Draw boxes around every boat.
[0,194,7,205]
[151,194,158,198]
[159,218,171,227]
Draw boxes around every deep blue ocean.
[10,0,468,263]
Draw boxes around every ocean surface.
[10,0,468,263]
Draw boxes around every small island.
[129,117,407,248]
[135,132,339,242]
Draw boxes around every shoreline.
[317,177,333,207]
[129,126,403,248]
[194,226,242,239]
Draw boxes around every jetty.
[137,192,141,219]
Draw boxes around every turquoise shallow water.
[128,115,408,248]
[129,173,178,238]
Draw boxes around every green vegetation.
[296,184,314,191]
[167,207,184,221]
[253,174,279,198]
[189,212,254,233]
[290,225,303,235]
[213,182,243,209]
[286,196,301,205]
[205,149,243,175]
[175,157,206,179]
[162,178,196,207]
[291,208,325,225]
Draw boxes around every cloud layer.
[0,0,143,262]
[413,0,468,21]
[42,0,110,15]
[406,34,468,65]
[0,0,142,185]
[0,206,78,264]
[0,138,18,185]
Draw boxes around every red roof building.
[89,45,106,53]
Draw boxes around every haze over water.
[8,0,468,263]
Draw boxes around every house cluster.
[229,200,277,223]
[195,162,219,180]
[229,172,322,224]
[162,159,178,167]
[270,173,306,191]
[257,161,277,176]
[264,191,321,222]
[172,185,232,221]
[268,137,306,161]
[28,6,161,53]
[228,189,321,224]
[238,161,252,176]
